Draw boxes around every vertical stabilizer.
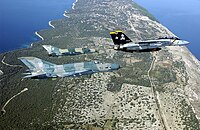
[42,45,60,55]
[18,57,56,70]
[110,30,132,45]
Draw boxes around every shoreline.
[0,0,76,54]
[63,11,70,18]
[72,0,78,10]
[35,32,44,41]
[48,21,55,28]
[1,0,200,128]
[35,0,78,42]
[134,0,200,61]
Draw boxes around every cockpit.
[94,60,102,64]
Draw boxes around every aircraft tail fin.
[18,57,56,71]
[42,45,60,55]
[110,30,132,45]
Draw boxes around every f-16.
[18,57,119,79]
[110,30,189,52]
[42,45,96,56]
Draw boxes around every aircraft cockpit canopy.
[94,61,102,64]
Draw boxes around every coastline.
[1,0,77,54]
[72,0,78,10]
[48,21,55,28]
[35,20,55,42]
[35,0,77,42]
[1,0,200,129]
[134,0,200,61]
[63,11,70,18]
[35,32,44,41]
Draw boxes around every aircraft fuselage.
[19,57,119,79]
[110,30,189,52]
[114,39,189,51]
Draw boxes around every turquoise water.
[0,0,74,53]
[134,0,200,60]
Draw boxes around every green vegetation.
[179,99,200,129]
[0,0,199,129]
[172,60,188,86]
[152,66,177,85]
[110,51,152,89]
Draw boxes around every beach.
[48,21,55,28]
[72,0,78,10]
[35,0,78,41]
[134,0,200,60]
[63,11,70,18]
[35,32,44,40]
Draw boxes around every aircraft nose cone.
[179,40,190,46]
[111,64,120,70]
[183,40,190,45]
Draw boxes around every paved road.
[1,88,28,115]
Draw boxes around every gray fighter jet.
[18,57,119,79]
[42,45,96,56]
[110,30,189,52]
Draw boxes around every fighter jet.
[18,57,119,79]
[42,45,96,56]
[110,30,189,52]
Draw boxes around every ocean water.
[0,0,74,53]
[134,0,200,60]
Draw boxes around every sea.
[134,0,200,60]
[0,0,74,53]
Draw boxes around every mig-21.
[110,30,189,52]
[18,57,119,79]
[42,45,96,56]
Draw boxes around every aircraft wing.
[56,69,93,77]
[18,57,56,78]
[23,72,46,78]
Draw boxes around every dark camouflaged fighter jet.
[42,45,96,56]
[110,30,189,52]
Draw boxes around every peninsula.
[0,0,200,129]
